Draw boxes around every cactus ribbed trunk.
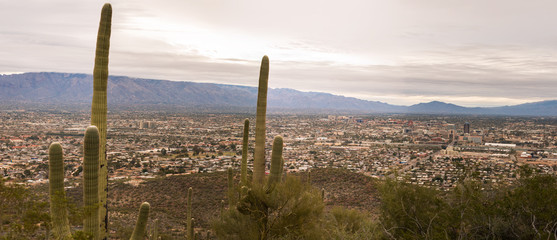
[265,136,283,193]
[189,218,195,240]
[187,187,193,240]
[91,4,112,239]
[241,118,249,186]
[48,143,72,240]
[151,219,159,240]
[130,202,150,240]
[83,126,100,239]
[253,56,269,184]
[227,167,235,208]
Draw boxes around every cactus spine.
[253,56,269,184]
[130,202,150,240]
[265,136,283,193]
[91,3,112,238]
[187,187,193,240]
[241,118,249,186]
[49,142,72,240]
[83,126,100,239]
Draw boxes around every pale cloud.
[1,0,557,107]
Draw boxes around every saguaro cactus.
[48,126,151,240]
[83,126,100,239]
[130,202,150,240]
[189,218,195,240]
[241,118,249,186]
[236,135,285,240]
[253,56,269,184]
[49,142,72,240]
[227,167,235,208]
[265,136,283,193]
[91,3,112,238]
[187,187,193,240]
[150,219,159,240]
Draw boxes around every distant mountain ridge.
[1,72,556,116]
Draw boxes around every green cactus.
[227,167,235,208]
[253,56,270,184]
[48,142,72,240]
[189,218,195,240]
[307,170,311,185]
[187,187,193,240]
[130,202,150,240]
[48,125,153,240]
[90,3,112,238]
[265,136,283,193]
[83,126,100,239]
[241,118,249,186]
[150,219,159,240]
[234,135,285,239]
[46,4,154,240]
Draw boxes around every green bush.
[213,176,324,240]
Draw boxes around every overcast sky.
[2,0,557,107]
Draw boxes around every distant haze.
[1,0,557,107]
[2,72,557,116]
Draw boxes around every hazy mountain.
[1,72,556,116]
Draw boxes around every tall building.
[464,122,470,134]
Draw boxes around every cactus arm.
[265,136,283,193]
[253,56,269,184]
[83,126,100,239]
[189,218,195,240]
[241,118,249,186]
[91,3,112,238]
[130,202,150,240]
[227,167,235,208]
[152,219,159,240]
[48,142,72,240]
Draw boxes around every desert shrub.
[322,207,383,240]
[212,176,324,240]
[378,178,450,239]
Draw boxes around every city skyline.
[2,0,557,107]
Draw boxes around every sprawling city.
[2,110,556,191]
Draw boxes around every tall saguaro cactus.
[130,202,150,240]
[83,126,100,239]
[253,55,269,184]
[241,118,249,186]
[91,3,112,238]
[49,143,72,240]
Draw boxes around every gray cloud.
[1,0,557,107]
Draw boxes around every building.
[464,122,470,134]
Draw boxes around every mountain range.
[1,72,556,116]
